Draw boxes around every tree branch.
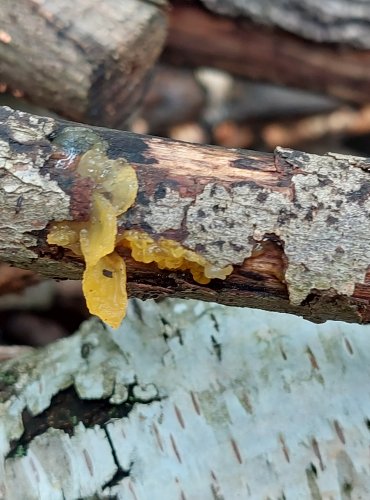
[2,106,370,324]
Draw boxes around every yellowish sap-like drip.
[48,142,233,328]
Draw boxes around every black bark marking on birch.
[210,335,222,361]
[306,467,322,500]
[102,428,132,489]
[5,383,160,459]
[102,464,131,490]
[344,338,354,355]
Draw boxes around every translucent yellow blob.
[83,253,127,329]
[77,144,138,216]
[47,142,138,329]
[119,230,233,285]
[48,221,84,256]
[80,193,117,267]
[48,133,233,329]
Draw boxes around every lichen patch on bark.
[279,147,370,304]
[126,186,193,234]
[185,148,370,305]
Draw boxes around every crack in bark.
[102,427,132,490]
[5,383,161,459]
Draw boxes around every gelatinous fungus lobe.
[118,230,233,284]
[47,127,234,329]
[47,127,138,328]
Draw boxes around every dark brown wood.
[2,106,370,325]
[164,1,370,104]
[0,0,167,127]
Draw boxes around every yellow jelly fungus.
[118,230,233,285]
[48,133,233,329]
[83,252,127,328]
[80,192,117,267]
[48,221,84,256]
[47,141,138,329]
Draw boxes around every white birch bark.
[1,298,370,499]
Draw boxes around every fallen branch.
[2,106,370,324]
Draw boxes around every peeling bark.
[2,299,370,498]
[165,2,370,104]
[2,106,370,324]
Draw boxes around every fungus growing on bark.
[47,129,138,328]
[47,128,233,328]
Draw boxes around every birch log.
[1,298,370,499]
[2,106,370,324]
[0,0,167,127]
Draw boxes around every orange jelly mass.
[48,141,233,328]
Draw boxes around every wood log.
[2,105,370,325]
[165,1,370,104]
[0,0,167,127]
[2,300,370,498]
[201,0,370,48]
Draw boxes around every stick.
[2,106,370,324]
